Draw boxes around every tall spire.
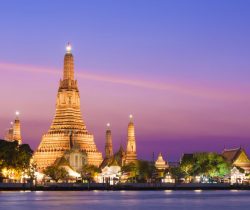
[51,43,86,132]
[13,111,22,145]
[63,43,74,82]
[125,114,137,164]
[105,123,113,158]
[33,44,103,170]
[4,122,13,142]
[5,111,22,145]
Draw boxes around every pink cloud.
[0,61,247,101]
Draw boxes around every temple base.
[33,132,103,171]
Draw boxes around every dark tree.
[0,140,33,171]
[81,164,101,182]
[43,165,69,182]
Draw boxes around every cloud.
[0,61,248,101]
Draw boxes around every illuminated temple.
[100,115,137,169]
[33,44,103,171]
[125,115,137,164]
[4,112,22,145]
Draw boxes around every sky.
[0,0,250,161]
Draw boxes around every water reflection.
[0,191,250,210]
[194,189,202,193]
[164,190,173,193]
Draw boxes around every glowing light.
[164,190,173,193]
[66,43,72,53]
[107,123,110,127]
[2,168,8,177]
[129,114,133,119]
[15,111,20,116]
[10,121,13,125]
[194,189,202,193]
[1,168,20,180]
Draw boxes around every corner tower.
[5,111,22,145]
[13,111,22,145]
[125,114,137,164]
[33,44,103,170]
[105,123,113,159]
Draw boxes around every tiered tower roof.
[125,114,137,164]
[33,44,103,170]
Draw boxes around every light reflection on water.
[0,190,250,210]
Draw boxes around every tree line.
[0,139,234,183]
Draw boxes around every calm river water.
[0,190,250,210]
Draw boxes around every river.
[0,190,250,210]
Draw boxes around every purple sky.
[0,0,250,161]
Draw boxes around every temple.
[125,115,137,164]
[222,147,250,173]
[33,44,103,171]
[4,112,22,145]
[155,153,169,170]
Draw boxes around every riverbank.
[1,183,250,191]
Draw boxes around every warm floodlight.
[129,114,133,119]
[66,43,72,53]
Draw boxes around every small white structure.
[162,172,175,183]
[99,165,121,185]
[230,167,245,184]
